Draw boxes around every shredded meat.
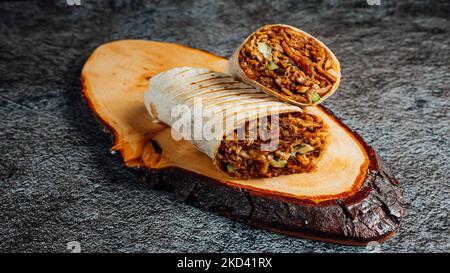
[238,25,337,104]
[216,112,328,179]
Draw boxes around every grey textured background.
[0,0,449,253]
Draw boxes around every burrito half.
[227,24,341,106]
[145,67,328,179]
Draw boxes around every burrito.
[144,67,328,179]
[227,24,341,106]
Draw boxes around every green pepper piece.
[257,42,272,60]
[226,164,235,173]
[267,61,279,70]
[295,144,314,155]
[311,91,321,103]
[269,159,288,168]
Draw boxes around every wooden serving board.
[81,40,404,245]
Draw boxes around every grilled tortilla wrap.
[145,67,328,178]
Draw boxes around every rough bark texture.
[0,0,448,252]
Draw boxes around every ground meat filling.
[238,26,338,104]
[216,112,328,179]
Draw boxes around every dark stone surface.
[0,0,448,252]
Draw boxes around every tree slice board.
[81,40,404,245]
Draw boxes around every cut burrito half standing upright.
[227,24,341,106]
[145,67,328,179]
